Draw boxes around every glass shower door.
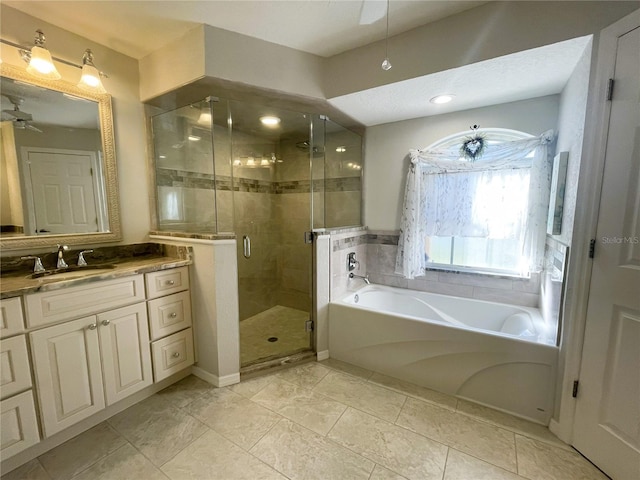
[229,100,314,367]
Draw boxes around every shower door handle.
[243,235,251,259]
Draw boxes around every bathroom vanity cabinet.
[0,264,194,460]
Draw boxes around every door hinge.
[606,78,615,101]
[305,319,314,332]
[304,231,314,244]
[572,380,580,398]
[589,239,596,259]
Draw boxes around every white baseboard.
[548,418,572,444]
[316,350,330,361]
[191,366,240,387]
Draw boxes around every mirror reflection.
[0,65,120,249]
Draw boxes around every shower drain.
[267,337,278,342]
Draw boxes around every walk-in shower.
[150,96,363,368]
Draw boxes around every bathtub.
[328,284,558,424]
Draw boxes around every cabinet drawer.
[1,335,32,400]
[147,291,192,341]
[0,297,25,338]
[24,275,145,328]
[151,328,194,382]
[1,390,40,459]
[146,267,189,299]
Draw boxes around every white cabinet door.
[30,316,105,437]
[98,303,152,405]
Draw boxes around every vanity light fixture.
[188,135,201,142]
[381,0,392,71]
[0,30,109,93]
[336,146,346,153]
[260,115,281,126]
[25,30,61,80]
[78,49,106,94]
[430,94,455,104]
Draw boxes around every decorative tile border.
[156,168,361,195]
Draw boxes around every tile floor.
[239,306,311,366]
[2,359,608,480]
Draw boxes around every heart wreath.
[459,125,486,161]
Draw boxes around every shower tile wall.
[324,129,362,229]
[330,229,368,300]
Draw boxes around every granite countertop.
[0,243,192,299]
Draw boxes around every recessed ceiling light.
[260,115,281,126]
[430,94,455,104]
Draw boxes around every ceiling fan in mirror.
[1,94,43,132]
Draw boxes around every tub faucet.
[56,244,69,269]
[349,272,370,285]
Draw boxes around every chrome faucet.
[77,249,94,266]
[21,256,45,273]
[56,244,69,269]
[349,272,370,285]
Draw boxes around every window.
[423,129,535,276]
[397,128,553,279]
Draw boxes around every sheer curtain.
[395,130,555,279]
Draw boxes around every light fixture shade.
[26,45,61,79]
[78,63,107,94]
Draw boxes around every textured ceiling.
[328,36,592,126]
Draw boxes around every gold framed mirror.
[0,63,121,250]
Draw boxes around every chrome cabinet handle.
[172,352,180,358]
[101,319,110,326]
[87,323,97,330]
[166,280,175,286]
[243,235,251,259]
[169,312,178,318]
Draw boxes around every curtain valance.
[395,130,555,279]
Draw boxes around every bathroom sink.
[28,264,116,280]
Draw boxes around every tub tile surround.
[1,361,607,480]
[329,229,544,309]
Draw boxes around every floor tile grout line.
[155,419,212,469]
[64,441,132,480]
[393,395,409,424]
[441,446,451,480]
[249,415,374,480]
[244,418,298,480]
[394,416,519,475]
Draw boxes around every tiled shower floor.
[240,305,311,366]
[2,359,608,480]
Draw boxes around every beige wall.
[139,24,325,102]
[0,5,150,248]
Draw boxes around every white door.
[30,316,105,437]
[572,25,640,480]
[21,148,99,234]
[98,303,153,405]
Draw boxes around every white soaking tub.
[328,284,558,424]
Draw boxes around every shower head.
[295,140,323,155]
